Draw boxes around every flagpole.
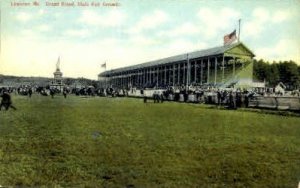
[238,19,241,42]
[104,61,107,89]
[0,8,2,56]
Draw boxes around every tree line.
[253,59,300,90]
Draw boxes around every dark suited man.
[0,91,17,111]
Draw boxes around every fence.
[249,96,300,111]
[126,88,300,111]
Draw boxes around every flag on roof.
[101,62,106,68]
[224,30,237,45]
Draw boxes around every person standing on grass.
[244,92,249,108]
[28,88,33,98]
[228,91,234,109]
[153,91,158,103]
[217,90,222,106]
[50,89,55,99]
[142,89,148,103]
[160,92,164,103]
[63,89,67,99]
[0,91,17,111]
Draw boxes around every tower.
[50,57,64,91]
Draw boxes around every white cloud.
[196,7,240,39]
[64,29,89,38]
[165,39,206,55]
[243,8,292,38]
[242,7,270,38]
[253,7,270,23]
[128,10,169,34]
[255,39,299,62]
[130,35,158,46]
[272,10,290,23]
[243,20,263,38]
[79,10,126,27]
[38,9,45,15]
[105,10,125,26]
[37,24,51,32]
[79,10,99,25]
[16,12,32,22]
[20,29,34,36]
[159,22,199,38]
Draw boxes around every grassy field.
[0,94,300,187]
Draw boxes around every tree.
[277,61,299,89]
[267,63,280,86]
[253,59,300,89]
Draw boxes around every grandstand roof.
[99,42,254,76]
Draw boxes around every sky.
[0,0,299,79]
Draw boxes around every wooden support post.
[222,55,225,83]
[164,66,167,86]
[156,67,158,88]
[146,69,149,86]
[187,54,190,87]
[144,69,146,86]
[149,69,152,85]
[125,75,127,88]
[183,63,186,86]
[178,64,180,85]
[137,71,139,87]
[159,67,161,87]
[139,70,141,87]
[207,58,210,84]
[194,61,197,84]
[139,71,141,87]
[200,59,203,85]
[140,70,142,87]
[173,64,175,86]
[168,66,171,86]
[233,57,236,77]
[142,70,144,87]
[120,75,122,88]
[123,75,125,88]
[214,57,217,85]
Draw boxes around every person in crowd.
[160,92,164,103]
[153,91,160,103]
[40,89,48,96]
[236,91,242,108]
[217,90,222,106]
[63,89,67,98]
[28,88,33,98]
[174,87,180,101]
[184,89,188,102]
[244,92,249,108]
[153,91,157,103]
[50,89,55,99]
[228,91,236,109]
[142,89,148,103]
[0,91,17,111]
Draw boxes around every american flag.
[224,30,237,45]
[101,62,106,68]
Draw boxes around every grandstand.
[98,42,255,89]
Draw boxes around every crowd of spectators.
[1,82,300,111]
